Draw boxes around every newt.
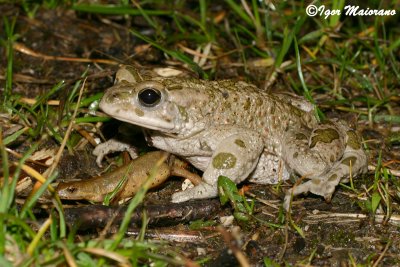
[56,151,201,202]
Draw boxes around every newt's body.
[57,151,200,202]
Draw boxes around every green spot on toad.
[135,108,144,117]
[212,153,237,169]
[234,139,246,148]
[310,128,340,148]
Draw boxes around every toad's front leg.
[171,131,264,203]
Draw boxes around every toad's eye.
[138,88,162,107]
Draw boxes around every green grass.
[1,0,399,265]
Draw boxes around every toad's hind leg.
[171,131,264,203]
[283,127,368,210]
[283,121,347,178]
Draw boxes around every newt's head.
[56,182,105,202]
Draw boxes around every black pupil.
[138,88,161,107]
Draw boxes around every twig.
[14,42,118,65]
[304,212,400,226]
[368,164,400,177]
[372,239,391,267]
[217,226,251,267]
[123,228,217,243]
[244,191,280,210]
[279,220,289,261]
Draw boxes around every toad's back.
[163,77,318,154]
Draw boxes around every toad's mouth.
[105,111,177,133]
